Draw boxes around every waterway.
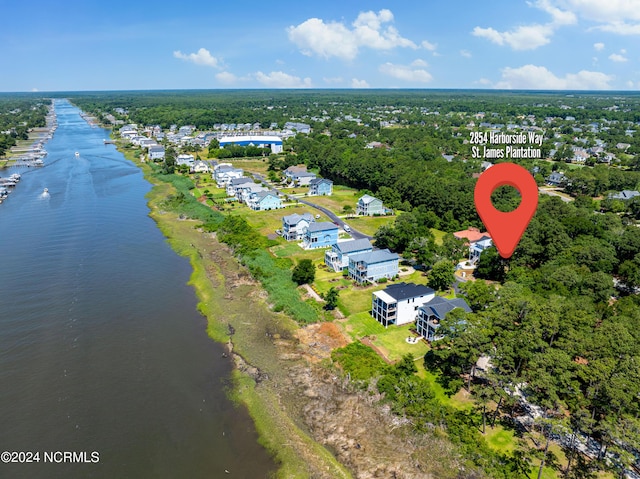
[0,100,275,478]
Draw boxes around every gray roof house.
[546,172,567,186]
[356,194,385,216]
[325,238,373,272]
[416,297,472,341]
[348,249,399,284]
[608,190,640,201]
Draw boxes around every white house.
[176,154,195,166]
[148,145,165,161]
[372,283,436,327]
[281,213,315,241]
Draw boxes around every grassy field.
[345,215,395,236]
[304,185,363,212]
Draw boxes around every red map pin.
[474,162,538,259]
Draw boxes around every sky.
[2,0,640,91]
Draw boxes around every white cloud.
[495,64,613,89]
[379,62,433,83]
[323,76,343,84]
[411,59,428,67]
[473,0,575,50]
[551,0,640,35]
[215,71,237,84]
[31,88,39,92]
[476,78,492,86]
[609,53,628,62]
[421,40,437,51]
[255,71,312,88]
[533,0,577,25]
[173,48,221,68]
[460,49,472,58]
[554,0,640,23]
[287,9,417,60]
[593,42,605,51]
[351,78,370,88]
[472,24,554,50]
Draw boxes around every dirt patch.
[296,322,350,363]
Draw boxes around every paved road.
[296,198,372,240]
[250,172,373,241]
[538,187,573,202]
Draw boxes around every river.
[0,99,275,478]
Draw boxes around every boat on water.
[75,151,80,158]
[43,188,49,194]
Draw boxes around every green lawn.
[304,185,362,214]
[346,215,395,236]
[485,427,517,453]
[431,228,447,246]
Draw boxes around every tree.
[342,205,354,218]
[475,247,505,282]
[292,259,315,285]
[428,259,455,291]
[324,287,339,310]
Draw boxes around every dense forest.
[0,96,49,157]
[69,90,640,478]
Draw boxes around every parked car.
[315,214,321,219]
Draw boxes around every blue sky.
[2,0,640,91]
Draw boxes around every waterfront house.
[190,160,211,173]
[303,222,339,249]
[371,283,435,327]
[226,176,254,197]
[348,249,399,284]
[416,297,471,341]
[237,183,268,203]
[324,238,372,272]
[176,154,195,167]
[247,191,282,211]
[356,194,384,216]
[308,178,333,196]
[214,165,244,187]
[148,145,165,161]
[281,213,315,241]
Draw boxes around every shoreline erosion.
[115,144,354,478]
[77,107,472,479]
[124,151,467,479]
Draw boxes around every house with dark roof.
[308,178,333,196]
[348,249,399,284]
[324,238,372,272]
[303,222,339,249]
[546,171,567,186]
[371,283,435,327]
[356,194,384,216]
[416,297,472,341]
[281,213,315,241]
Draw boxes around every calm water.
[0,100,274,478]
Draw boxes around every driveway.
[250,172,372,241]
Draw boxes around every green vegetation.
[292,258,315,285]
[71,89,640,479]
